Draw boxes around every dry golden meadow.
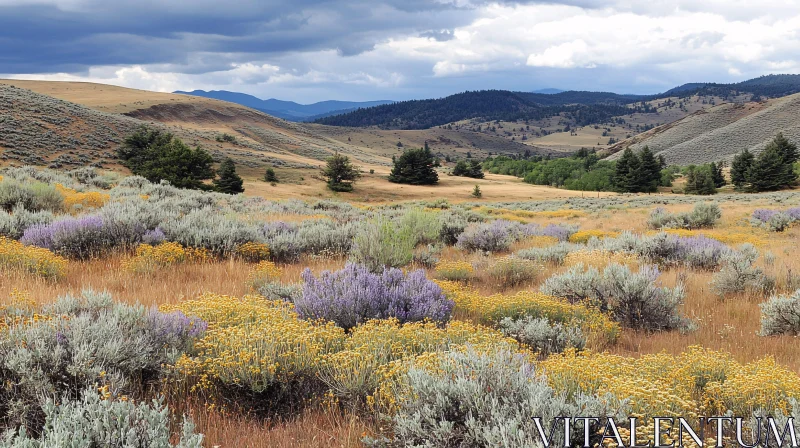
[3,185,800,446]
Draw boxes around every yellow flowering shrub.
[234,242,271,263]
[563,249,638,269]
[55,184,110,211]
[165,293,346,393]
[434,260,474,281]
[437,280,619,348]
[0,236,67,279]
[246,260,283,290]
[123,242,210,273]
[520,235,560,248]
[320,318,518,403]
[541,346,800,421]
[0,290,50,332]
[569,229,619,244]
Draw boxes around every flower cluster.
[55,184,110,211]
[297,263,453,330]
[0,236,67,279]
[563,249,638,269]
[541,346,800,420]
[436,280,619,348]
[246,260,283,291]
[434,260,474,282]
[569,229,619,244]
[123,242,210,273]
[234,242,271,263]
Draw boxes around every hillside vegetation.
[608,93,800,165]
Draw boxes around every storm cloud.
[2,0,800,102]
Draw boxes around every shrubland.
[0,165,799,446]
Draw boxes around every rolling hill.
[174,90,394,121]
[606,92,800,165]
[0,80,554,173]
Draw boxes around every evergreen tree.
[710,162,726,188]
[264,167,278,183]
[638,146,661,193]
[730,149,754,190]
[322,152,361,192]
[749,144,787,192]
[770,133,799,187]
[118,126,215,190]
[613,148,642,193]
[684,165,716,195]
[471,185,482,198]
[452,160,468,176]
[388,147,439,185]
[213,158,244,194]
[469,160,485,179]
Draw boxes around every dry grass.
[184,404,373,448]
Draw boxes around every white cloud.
[5,1,800,100]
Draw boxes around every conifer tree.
[388,147,439,185]
[322,152,361,192]
[710,162,726,188]
[213,158,244,194]
[749,144,786,192]
[638,146,661,193]
[264,167,278,183]
[613,148,642,193]
[731,149,754,190]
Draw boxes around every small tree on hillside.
[322,152,361,192]
[638,146,661,193]
[388,146,439,185]
[214,158,244,194]
[264,167,278,183]
[118,126,215,190]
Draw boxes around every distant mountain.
[530,88,565,94]
[173,90,394,121]
[659,75,800,99]
[314,90,637,130]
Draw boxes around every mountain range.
[174,90,394,122]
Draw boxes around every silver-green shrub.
[759,289,800,336]
[711,244,773,297]
[0,178,63,213]
[499,316,585,355]
[0,290,205,431]
[516,242,581,265]
[0,206,54,239]
[647,203,721,229]
[365,348,628,448]
[161,208,262,257]
[350,217,416,272]
[541,263,691,331]
[1,389,203,447]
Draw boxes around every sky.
[2,0,800,103]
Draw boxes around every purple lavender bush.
[675,235,730,270]
[296,263,453,330]
[21,215,107,259]
[456,220,520,252]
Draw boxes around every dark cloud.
[0,0,478,73]
[420,29,455,42]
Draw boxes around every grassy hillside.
[608,93,800,165]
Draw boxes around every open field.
[3,165,800,445]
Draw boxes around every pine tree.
[613,148,642,192]
[471,185,482,198]
[770,133,799,187]
[749,144,786,192]
[264,167,278,183]
[388,147,439,185]
[452,160,468,176]
[730,149,754,190]
[469,160,485,179]
[322,152,361,192]
[710,162,726,188]
[213,158,244,194]
[638,146,661,193]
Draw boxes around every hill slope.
[174,90,394,121]
[607,93,800,165]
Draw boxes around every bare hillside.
[607,94,800,164]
